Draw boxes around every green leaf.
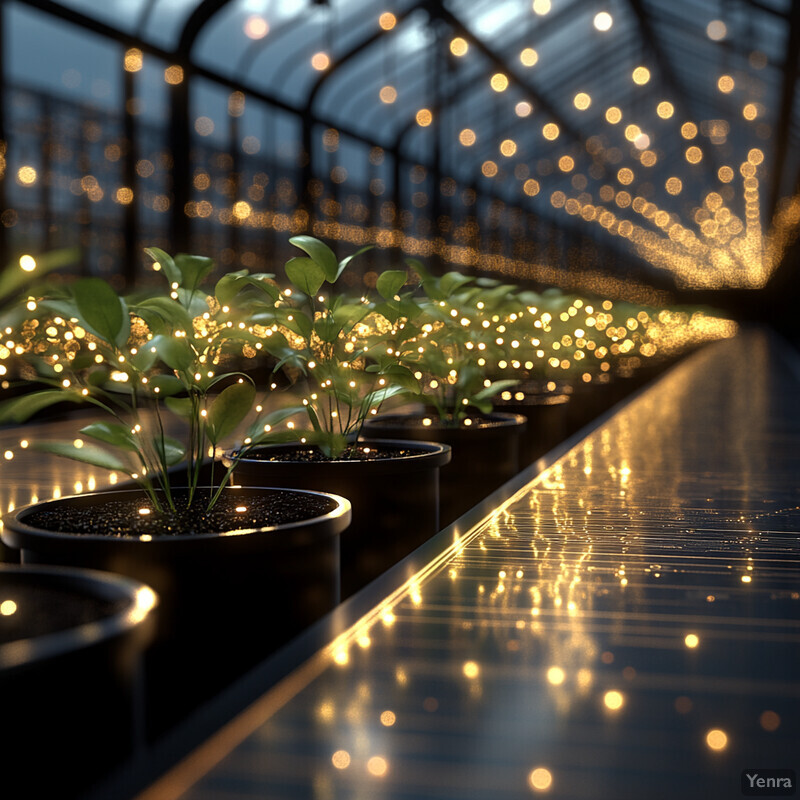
[247,274,280,301]
[152,435,185,467]
[335,246,372,281]
[37,298,81,324]
[455,361,483,394]
[73,277,129,348]
[130,297,194,336]
[79,421,138,451]
[87,369,111,387]
[286,310,313,342]
[314,313,341,344]
[149,374,185,396]
[215,271,279,305]
[164,396,194,420]
[247,428,310,448]
[376,269,408,300]
[172,288,211,318]
[69,351,96,371]
[144,247,181,285]
[127,346,158,373]
[308,430,348,459]
[469,398,493,415]
[31,441,129,473]
[214,270,248,305]
[405,257,431,282]
[245,404,306,441]
[289,236,338,282]
[439,272,474,297]
[285,257,325,297]
[174,254,214,294]
[380,364,421,393]
[333,302,368,331]
[150,334,195,372]
[273,351,307,373]
[0,389,84,424]
[362,384,410,413]
[304,402,322,433]
[471,379,519,403]
[206,381,256,443]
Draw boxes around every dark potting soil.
[24,491,339,538]
[243,443,419,463]
[0,581,126,644]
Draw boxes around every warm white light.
[449,37,468,57]
[594,12,613,31]
[546,666,565,685]
[311,52,330,71]
[706,729,728,750]
[529,767,553,791]
[706,20,727,40]
[244,15,269,39]
[379,85,397,104]
[515,101,533,118]
[367,756,388,776]
[0,600,17,616]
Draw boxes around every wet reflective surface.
[6,330,800,799]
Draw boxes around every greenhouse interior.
[0,0,798,798]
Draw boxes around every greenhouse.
[0,1,798,798]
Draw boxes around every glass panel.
[142,0,203,50]
[49,0,147,34]
[4,4,124,272]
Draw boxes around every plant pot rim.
[365,411,527,430]
[0,563,157,674]
[225,438,452,473]
[1,486,351,548]
[495,392,571,407]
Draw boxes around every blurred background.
[0,0,798,337]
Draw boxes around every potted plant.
[0,249,351,740]
[220,236,451,599]
[486,288,582,462]
[0,563,157,797]
[362,260,525,526]
[0,248,80,421]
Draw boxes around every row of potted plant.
[0,236,736,576]
[0,236,733,782]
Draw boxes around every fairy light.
[449,37,468,57]
[378,12,396,31]
[594,12,613,31]
[311,52,330,71]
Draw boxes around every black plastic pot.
[225,440,451,599]
[0,563,157,798]
[1,486,350,741]
[563,377,616,434]
[362,412,526,527]
[493,392,570,465]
